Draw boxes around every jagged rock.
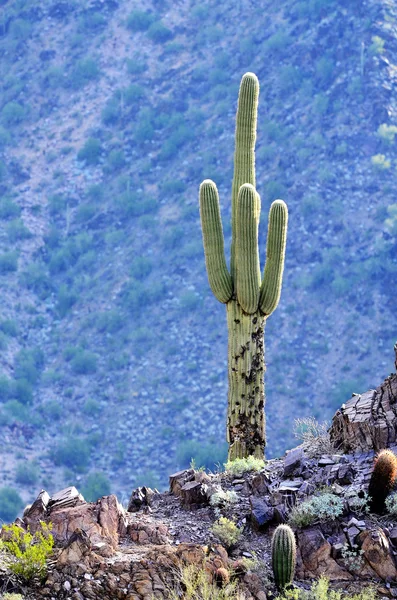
[358,528,397,580]
[23,489,50,532]
[330,350,397,453]
[169,469,195,496]
[127,486,156,513]
[249,496,274,530]
[180,481,209,507]
[296,528,353,580]
[284,447,305,477]
[250,471,271,495]
[128,520,169,545]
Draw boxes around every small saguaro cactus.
[368,448,397,513]
[199,72,288,461]
[271,524,296,591]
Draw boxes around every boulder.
[296,528,353,580]
[358,528,397,580]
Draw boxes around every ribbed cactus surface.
[271,524,296,591]
[199,72,288,460]
[368,449,397,513]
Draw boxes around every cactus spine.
[368,449,397,513]
[271,524,296,591]
[199,73,288,461]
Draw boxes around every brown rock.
[358,528,397,580]
[169,469,194,496]
[180,481,209,506]
[296,528,353,580]
[330,348,397,453]
[128,521,169,545]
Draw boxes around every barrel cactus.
[271,524,296,591]
[368,448,397,513]
[199,72,288,460]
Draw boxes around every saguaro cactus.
[199,73,288,461]
[271,524,296,590]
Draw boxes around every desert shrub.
[51,438,91,470]
[81,472,111,501]
[130,257,153,280]
[0,487,24,522]
[210,489,238,508]
[126,10,156,31]
[11,381,33,405]
[276,575,375,600]
[288,493,343,528]
[0,319,18,337]
[293,417,333,457]
[167,563,240,600]
[77,11,106,33]
[346,490,370,515]
[224,456,265,476]
[7,219,32,242]
[122,84,145,104]
[211,517,242,548]
[368,35,385,55]
[179,291,201,311]
[40,400,62,421]
[377,123,397,144]
[263,31,291,55]
[114,192,157,217]
[126,56,147,75]
[147,21,173,43]
[82,398,101,416]
[14,348,44,385]
[95,311,123,333]
[56,285,77,318]
[371,153,391,170]
[1,102,26,127]
[77,138,102,165]
[15,461,39,486]
[19,263,52,298]
[67,59,100,90]
[0,252,18,274]
[70,350,97,375]
[1,521,54,581]
[0,197,20,219]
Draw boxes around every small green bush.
[211,517,242,549]
[70,350,97,375]
[147,21,173,43]
[371,153,391,170]
[1,102,26,127]
[224,456,265,476]
[276,575,375,600]
[0,197,20,219]
[126,10,156,31]
[377,123,397,144]
[52,438,91,470]
[0,252,18,274]
[77,138,102,165]
[368,35,385,55]
[7,219,32,242]
[1,521,54,581]
[81,472,111,501]
[176,440,227,471]
[68,59,100,90]
[0,319,18,337]
[15,461,39,486]
[0,487,24,522]
[288,493,343,528]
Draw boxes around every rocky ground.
[3,357,397,600]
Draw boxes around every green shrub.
[105,149,125,172]
[377,123,397,144]
[77,137,102,165]
[130,257,152,280]
[82,398,101,416]
[56,285,77,318]
[1,102,26,127]
[77,12,106,33]
[7,219,32,242]
[11,381,33,405]
[126,56,147,75]
[0,319,18,337]
[126,10,156,32]
[0,252,18,274]
[40,400,62,421]
[19,263,52,299]
[0,487,24,522]
[14,348,44,385]
[371,153,391,170]
[147,21,173,43]
[15,461,39,486]
[276,575,375,600]
[1,521,54,581]
[68,59,100,89]
[95,311,123,333]
[8,18,32,41]
[0,197,20,219]
[122,84,145,104]
[288,493,343,527]
[70,350,98,375]
[224,456,265,476]
[211,517,242,549]
[81,472,111,501]
[263,31,291,55]
[114,192,157,217]
[52,438,91,470]
[368,35,385,55]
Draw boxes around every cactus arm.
[231,72,259,281]
[199,179,233,303]
[235,183,261,314]
[259,199,288,316]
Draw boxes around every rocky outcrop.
[330,345,397,453]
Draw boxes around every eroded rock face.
[358,528,397,580]
[329,369,397,453]
[296,528,353,580]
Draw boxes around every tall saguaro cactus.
[199,73,288,461]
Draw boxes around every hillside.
[0,0,396,509]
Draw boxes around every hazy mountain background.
[0,0,396,519]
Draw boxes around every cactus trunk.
[226,300,265,460]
